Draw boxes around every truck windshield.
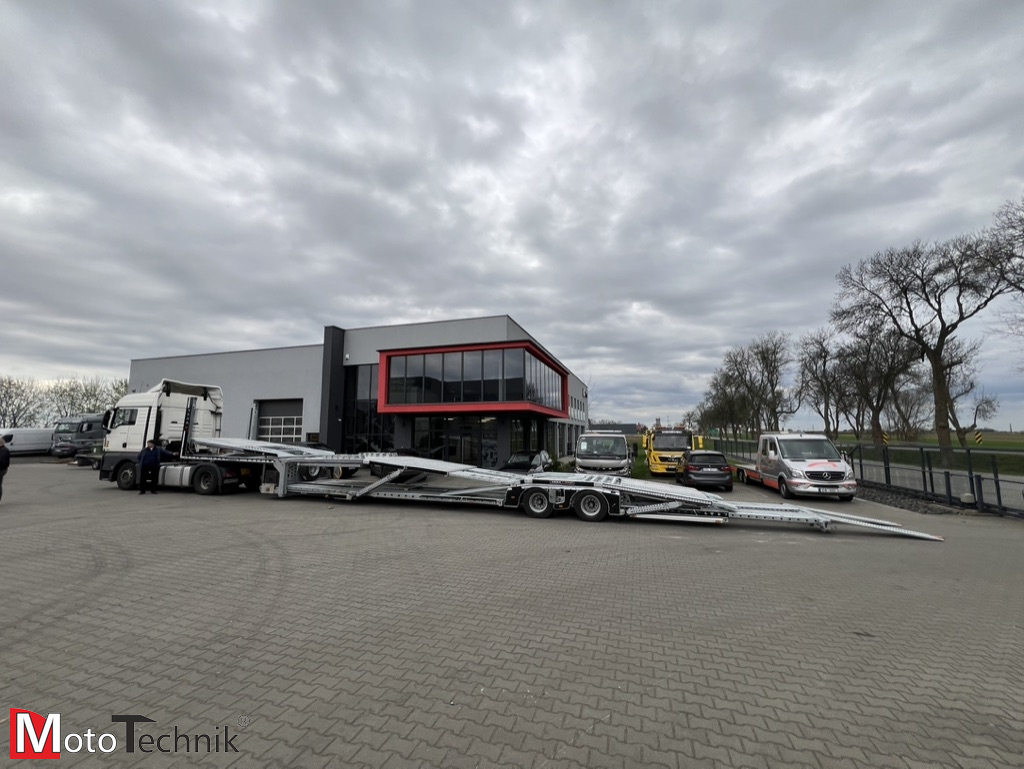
[777,439,841,460]
[652,433,692,450]
[577,437,627,458]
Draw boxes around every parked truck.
[642,428,701,475]
[50,413,106,458]
[574,430,632,476]
[98,379,338,493]
[735,432,857,502]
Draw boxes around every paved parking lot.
[2,461,1022,768]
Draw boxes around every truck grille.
[806,471,843,482]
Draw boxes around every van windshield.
[777,438,841,461]
[577,437,628,458]
[54,422,78,434]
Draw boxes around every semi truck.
[98,379,338,494]
[95,381,940,540]
[642,428,700,475]
[735,432,858,502]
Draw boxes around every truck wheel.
[779,478,793,499]
[193,466,219,495]
[116,463,137,491]
[521,488,553,519]
[573,490,608,522]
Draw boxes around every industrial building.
[128,315,588,468]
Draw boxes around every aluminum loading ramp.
[267,454,943,541]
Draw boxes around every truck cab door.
[762,438,778,476]
[108,406,150,451]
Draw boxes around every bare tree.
[992,195,1024,367]
[833,324,919,447]
[833,233,1021,465]
[884,365,933,441]
[697,367,753,437]
[45,376,129,423]
[106,378,130,405]
[941,338,999,447]
[0,376,45,428]
[797,328,844,438]
[721,333,799,433]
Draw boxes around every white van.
[1,427,55,455]
[574,431,632,476]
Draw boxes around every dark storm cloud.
[1,0,1022,427]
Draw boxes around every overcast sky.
[3,0,1023,430]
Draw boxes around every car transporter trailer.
[185,437,944,542]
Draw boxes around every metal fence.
[713,438,1024,519]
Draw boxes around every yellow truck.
[643,428,700,475]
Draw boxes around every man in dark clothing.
[0,437,10,505]
[137,439,174,494]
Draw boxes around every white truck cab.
[100,380,224,488]
[575,431,632,477]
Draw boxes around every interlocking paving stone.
[2,463,1022,768]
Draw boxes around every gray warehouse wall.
[129,345,324,439]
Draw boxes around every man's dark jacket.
[137,446,174,467]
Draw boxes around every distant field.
[837,431,1024,451]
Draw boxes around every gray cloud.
[2,0,1023,428]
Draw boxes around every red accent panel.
[380,402,567,417]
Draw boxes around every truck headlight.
[790,468,805,479]
[844,469,854,480]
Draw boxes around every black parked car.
[499,450,554,474]
[675,450,734,492]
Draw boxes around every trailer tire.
[193,466,219,495]
[299,465,323,481]
[573,490,609,522]
[779,478,793,499]
[91,458,101,471]
[116,462,137,491]
[521,488,553,519]
[737,468,749,484]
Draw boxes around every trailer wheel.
[521,488,553,519]
[573,490,609,522]
[193,466,219,495]
[737,468,747,484]
[299,465,323,481]
[91,459,101,471]
[779,478,793,499]
[116,462,137,490]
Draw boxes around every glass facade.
[342,363,395,453]
[339,345,580,465]
[411,416,500,467]
[387,347,562,410]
